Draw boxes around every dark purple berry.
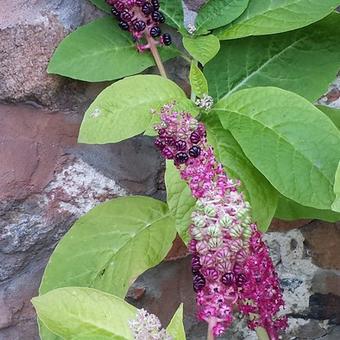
[142,2,154,15]
[175,152,189,164]
[165,137,176,146]
[151,0,160,10]
[193,273,205,292]
[119,21,129,30]
[161,147,173,159]
[221,272,235,286]
[236,273,247,286]
[162,33,172,46]
[133,20,146,32]
[154,138,165,150]
[190,131,201,144]
[150,26,161,38]
[189,146,201,158]
[191,255,202,271]
[175,140,187,151]
[111,7,120,17]
[120,9,132,22]
[157,128,166,137]
[113,0,125,11]
[151,11,164,22]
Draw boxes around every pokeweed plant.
[33,0,340,339]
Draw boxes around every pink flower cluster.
[154,104,287,338]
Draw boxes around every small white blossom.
[187,23,197,35]
[129,309,173,340]
[195,94,214,111]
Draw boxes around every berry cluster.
[154,104,287,338]
[106,0,171,51]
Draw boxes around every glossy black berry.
[142,2,154,15]
[111,7,120,17]
[133,20,146,32]
[150,26,161,37]
[119,21,129,30]
[154,138,165,150]
[175,140,187,151]
[189,146,201,158]
[190,131,201,144]
[193,273,206,292]
[152,11,165,22]
[120,9,132,22]
[161,33,172,46]
[191,255,202,271]
[157,128,166,137]
[236,273,247,287]
[221,272,235,286]
[175,152,189,164]
[165,137,176,146]
[151,0,160,10]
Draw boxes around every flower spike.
[154,104,287,338]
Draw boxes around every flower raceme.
[129,308,173,340]
[154,104,287,338]
[105,0,172,51]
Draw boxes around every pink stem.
[145,34,167,78]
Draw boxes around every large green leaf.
[215,0,340,40]
[317,105,340,130]
[48,17,179,82]
[160,0,184,29]
[39,196,176,339]
[182,35,220,66]
[332,162,340,212]
[275,195,340,222]
[78,75,195,144]
[165,161,195,244]
[205,14,340,102]
[205,116,278,231]
[33,288,136,340]
[215,87,340,209]
[189,62,208,98]
[40,196,176,297]
[166,304,186,340]
[89,0,111,13]
[195,0,249,33]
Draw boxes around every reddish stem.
[145,34,167,78]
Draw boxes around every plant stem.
[207,321,215,340]
[146,34,167,78]
[256,327,270,340]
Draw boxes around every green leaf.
[183,35,220,66]
[79,75,195,144]
[88,0,111,13]
[166,304,186,340]
[275,195,340,222]
[40,196,176,297]
[205,116,278,231]
[189,62,208,98]
[205,14,340,102]
[33,287,135,339]
[160,0,184,29]
[165,161,195,244]
[317,105,340,130]
[48,17,179,82]
[195,0,249,33]
[215,0,340,40]
[215,87,340,210]
[332,162,340,212]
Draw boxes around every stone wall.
[0,1,339,339]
